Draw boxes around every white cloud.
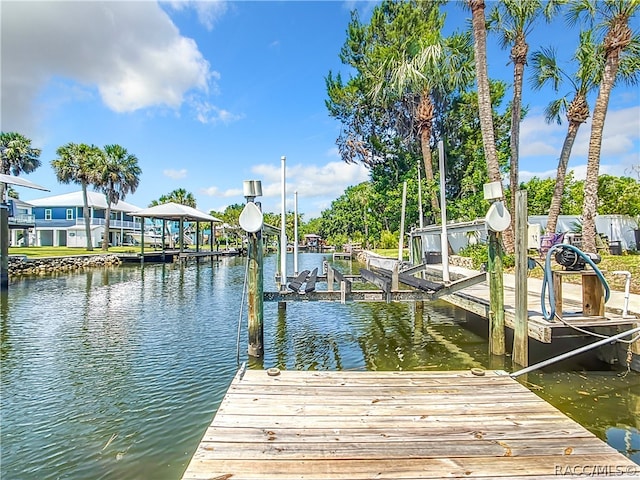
[520,105,639,160]
[519,105,640,181]
[163,168,188,180]
[166,0,229,30]
[201,186,243,197]
[251,160,370,201]
[521,162,635,184]
[192,100,244,124]
[200,160,369,218]
[1,1,214,133]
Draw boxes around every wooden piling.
[513,191,528,367]
[391,263,399,291]
[247,230,264,358]
[488,230,505,355]
[327,267,334,292]
[1,205,8,291]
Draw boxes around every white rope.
[555,313,640,344]
[236,257,250,366]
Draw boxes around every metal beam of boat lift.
[264,265,486,303]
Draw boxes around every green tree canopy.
[51,143,104,250]
[0,132,42,202]
[149,188,196,208]
[95,144,142,251]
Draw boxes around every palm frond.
[616,34,640,86]
[529,46,562,90]
[544,97,568,125]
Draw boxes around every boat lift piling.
[0,174,49,292]
[241,180,265,358]
[513,190,529,368]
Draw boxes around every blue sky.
[2,1,638,220]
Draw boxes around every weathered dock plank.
[181,369,639,480]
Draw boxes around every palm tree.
[368,1,475,219]
[488,0,562,229]
[467,0,503,187]
[569,0,640,253]
[51,143,103,250]
[95,145,142,251]
[530,32,601,235]
[0,132,42,202]
[149,188,196,207]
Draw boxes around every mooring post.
[513,191,528,368]
[1,205,8,291]
[247,230,264,357]
[327,266,334,292]
[488,230,505,355]
[392,263,399,291]
[241,180,265,358]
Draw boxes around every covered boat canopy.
[0,173,49,192]
[132,202,221,222]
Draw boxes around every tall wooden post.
[513,191,528,367]
[247,229,264,358]
[179,216,184,255]
[1,205,8,291]
[488,229,505,355]
[195,221,200,254]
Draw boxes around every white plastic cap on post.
[243,180,263,199]
[483,181,503,201]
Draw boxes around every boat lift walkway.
[428,264,640,344]
[181,368,640,480]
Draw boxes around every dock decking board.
[181,369,639,480]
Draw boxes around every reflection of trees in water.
[274,306,287,369]
[272,307,344,370]
[354,302,484,371]
[355,303,430,371]
[292,330,342,371]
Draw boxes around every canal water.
[1,253,638,479]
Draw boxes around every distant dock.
[117,248,243,264]
[181,368,639,479]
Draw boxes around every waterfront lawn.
[373,248,409,260]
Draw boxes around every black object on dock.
[288,270,309,293]
[304,268,318,293]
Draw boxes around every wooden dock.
[181,368,639,479]
[117,249,242,264]
[440,272,639,343]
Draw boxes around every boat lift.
[264,263,486,304]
